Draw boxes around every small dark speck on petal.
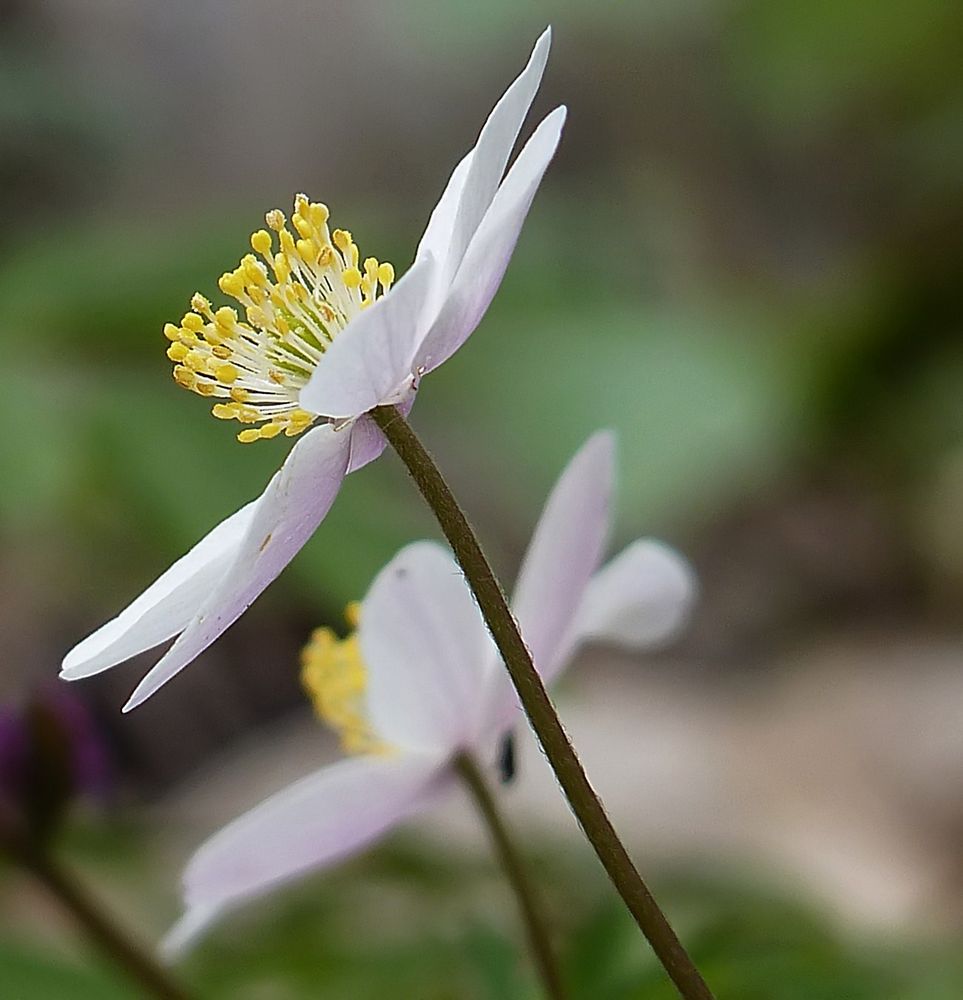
[259,533,272,552]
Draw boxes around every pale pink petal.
[414,106,566,375]
[344,394,414,474]
[440,27,552,288]
[571,540,697,650]
[297,256,435,421]
[361,541,496,755]
[160,903,223,962]
[480,431,614,734]
[60,502,256,680]
[415,148,473,306]
[512,431,614,675]
[164,753,448,956]
[345,414,386,474]
[123,423,352,711]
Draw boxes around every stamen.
[164,195,394,442]
[300,603,386,756]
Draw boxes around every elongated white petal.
[164,753,448,957]
[415,147,473,292]
[361,541,495,755]
[123,423,352,710]
[480,432,613,735]
[572,540,697,650]
[414,106,566,375]
[161,903,224,963]
[298,255,435,421]
[60,503,257,680]
[442,27,552,286]
[512,431,614,676]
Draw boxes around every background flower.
[0,689,110,848]
[164,431,695,955]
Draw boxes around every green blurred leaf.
[0,942,132,1000]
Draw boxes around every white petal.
[415,147,473,299]
[297,256,435,421]
[361,541,495,755]
[344,394,414,475]
[166,753,448,956]
[572,540,697,649]
[160,903,224,963]
[60,502,257,681]
[123,423,351,710]
[478,432,614,736]
[440,27,552,287]
[414,106,566,376]
[346,414,386,474]
[512,431,614,680]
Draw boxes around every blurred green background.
[1,0,961,996]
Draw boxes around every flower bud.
[0,690,109,849]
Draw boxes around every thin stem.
[455,751,566,1000]
[370,405,713,1000]
[14,846,191,1000]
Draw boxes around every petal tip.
[120,689,145,714]
[579,429,617,482]
[547,104,568,129]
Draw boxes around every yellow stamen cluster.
[301,603,385,756]
[164,194,395,442]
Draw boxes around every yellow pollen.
[218,272,244,297]
[163,194,395,441]
[173,366,196,389]
[292,213,313,240]
[295,238,317,263]
[309,202,329,227]
[251,230,272,255]
[300,605,384,755]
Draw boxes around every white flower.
[161,432,697,957]
[61,30,564,710]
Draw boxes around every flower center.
[164,194,395,443]
[300,603,385,755]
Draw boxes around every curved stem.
[15,846,192,1000]
[369,405,713,1000]
[455,752,566,1000]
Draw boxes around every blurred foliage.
[4,828,963,998]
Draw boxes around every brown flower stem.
[454,751,566,999]
[13,845,192,1000]
[369,404,713,1000]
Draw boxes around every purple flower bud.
[0,687,111,848]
